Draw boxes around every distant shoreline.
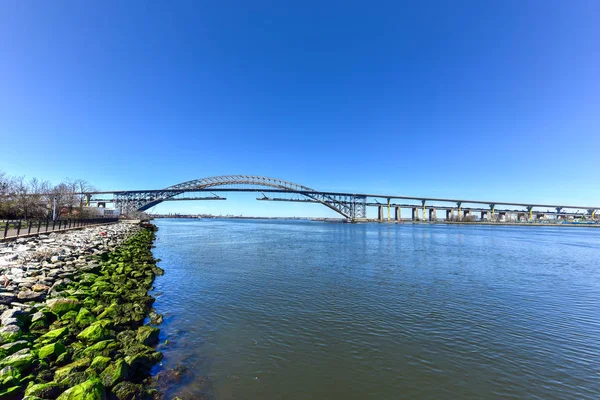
[149,216,600,227]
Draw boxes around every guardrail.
[0,218,119,240]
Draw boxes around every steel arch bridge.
[114,175,367,220]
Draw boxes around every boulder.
[0,324,22,342]
[111,381,143,400]
[76,308,96,327]
[100,359,128,388]
[0,293,16,305]
[37,327,68,344]
[0,385,22,397]
[1,308,28,325]
[46,298,81,315]
[0,351,35,371]
[54,358,91,382]
[88,356,111,374]
[56,378,105,400]
[135,326,159,346]
[82,340,119,358]
[76,320,113,343]
[0,365,21,383]
[0,340,29,358]
[24,382,63,398]
[38,342,67,360]
[31,284,51,292]
[17,290,46,302]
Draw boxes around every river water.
[150,219,600,399]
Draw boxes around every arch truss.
[114,175,367,220]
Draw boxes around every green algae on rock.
[46,299,81,315]
[0,226,164,399]
[55,378,105,400]
[38,342,66,360]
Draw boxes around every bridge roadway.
[87,188,599,210]
[86,188,599,222]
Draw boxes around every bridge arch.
[127,175,365,220]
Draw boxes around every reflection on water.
[150,219,600,399]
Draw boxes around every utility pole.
[53,196,57,221]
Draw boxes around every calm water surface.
[150,219,600,399]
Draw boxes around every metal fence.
[1,217,119,240]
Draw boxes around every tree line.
[0,171,96,220]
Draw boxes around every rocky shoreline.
[0,222,165,399]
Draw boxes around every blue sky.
[1,1,599,217]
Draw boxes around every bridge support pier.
[446,209,452,221]
[481,211,488,220]
[377,205,384,222]
[412,207,418,221]
[463,209,472,220]
[395,207,401,221]
[429,208,436,221]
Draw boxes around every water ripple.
[151,220,600,400]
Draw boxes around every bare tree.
[0,171,15,218]
[51,181,78,218]
[72,178,95,210]
[27,177,50,218]
[0,172,97,220]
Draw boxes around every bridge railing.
[0,217,119,240]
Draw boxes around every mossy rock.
[100,359,128,388]
[90,281,111,293]
[96,304,119,320]
[135,326,159,347]
[60,310,79,322]
[76,308,96,327]
[0,340,29,359]
[0,365,21,381]
[88,356,111,374]
[24,381,63,398]
[58,371,89,387]
[82,340,120,358]
[0,324,22,343]
[54,358,91,382]
[76,321,114,343]
[55,350,72,366]
[0,385,22,397]
[38,342,66,360]
[78,273,100,286]
[29,319,50,333]
[68,289,92,300]
[37,327,68,344]
[46,299,81,316]
[121,343,154,358]
[0,365,22,390]
[0,351,35,372]
[56,378,105,400]
[82,298,98,310]
[111,381,143,400]
[125,352,162,378]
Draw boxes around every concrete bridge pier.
[429,208,436,221]
[499,212,506,221]
[446,209,452,221]
[463,209,472,219]
[481,211,488,220]
[527,206,533,221]
[377,205,384,221]
[395,206,401,221]
[412,207,418,221]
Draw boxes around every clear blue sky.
[1,1,599,217]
